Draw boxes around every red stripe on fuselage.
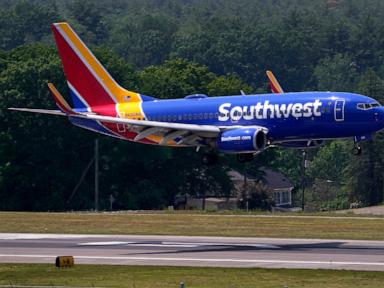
[51,25,116,116]
[100,122,157,145]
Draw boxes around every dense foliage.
[1,0,384,211]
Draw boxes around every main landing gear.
[201,152,255,165]
[236,153,254,163]
[202,152,218,166]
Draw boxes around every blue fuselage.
[142,92,384,143]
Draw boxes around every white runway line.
[78,241,133,246]
[0,254,383,267]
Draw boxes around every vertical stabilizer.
[51,22,141,115]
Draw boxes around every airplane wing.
[8,106,220,146]
[266,70,284,94]
[9,83,268,146]
[8,83,78,117]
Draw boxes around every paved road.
[0,233,383,271]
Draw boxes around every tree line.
[1,0,384,211]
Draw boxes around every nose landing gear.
[353,144,362,156]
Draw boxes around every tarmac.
[0,233,383,271]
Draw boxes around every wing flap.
[79,113,221,136]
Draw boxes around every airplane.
[9,22,384,165]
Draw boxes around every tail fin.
[266,70,284,94]
[51,22,141,111]
[48,83,76,115]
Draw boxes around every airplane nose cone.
[375,107,384,128]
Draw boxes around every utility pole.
[244,164,248,212]
[95,139,99,211]
[301,150,306,212]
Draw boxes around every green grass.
[0,211,383,240]
[1,264,384,288]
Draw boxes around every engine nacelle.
[279,140,324,149]
[216,127,267,153]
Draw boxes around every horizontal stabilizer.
[8,108,66,116]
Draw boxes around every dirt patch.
[346,205,384,216]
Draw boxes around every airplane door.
[334,100,345,121]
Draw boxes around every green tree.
[138,58,215,98]
[107,13,177,67]
[314,54,358,91]
[66,0,107,44]
[0,1,58,50]
[343,70,384,205]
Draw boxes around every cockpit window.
[357,102,381,110]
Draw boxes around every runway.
[0,233,383,271]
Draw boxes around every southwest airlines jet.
[9,23,384,164]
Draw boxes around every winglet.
[48,83,76,115]
[266,70,284,94]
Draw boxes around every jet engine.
[216,127,267,153]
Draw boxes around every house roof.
[227,170,257,181]
[228,168,293,190]
[262,168,293,190]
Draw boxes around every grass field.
[1,264,384,288]
[0,211,383,240]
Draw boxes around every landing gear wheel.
[236,153,254,163]
[353,145,362,156]
[202,153,218,166]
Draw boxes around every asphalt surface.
[0,233,383,271]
